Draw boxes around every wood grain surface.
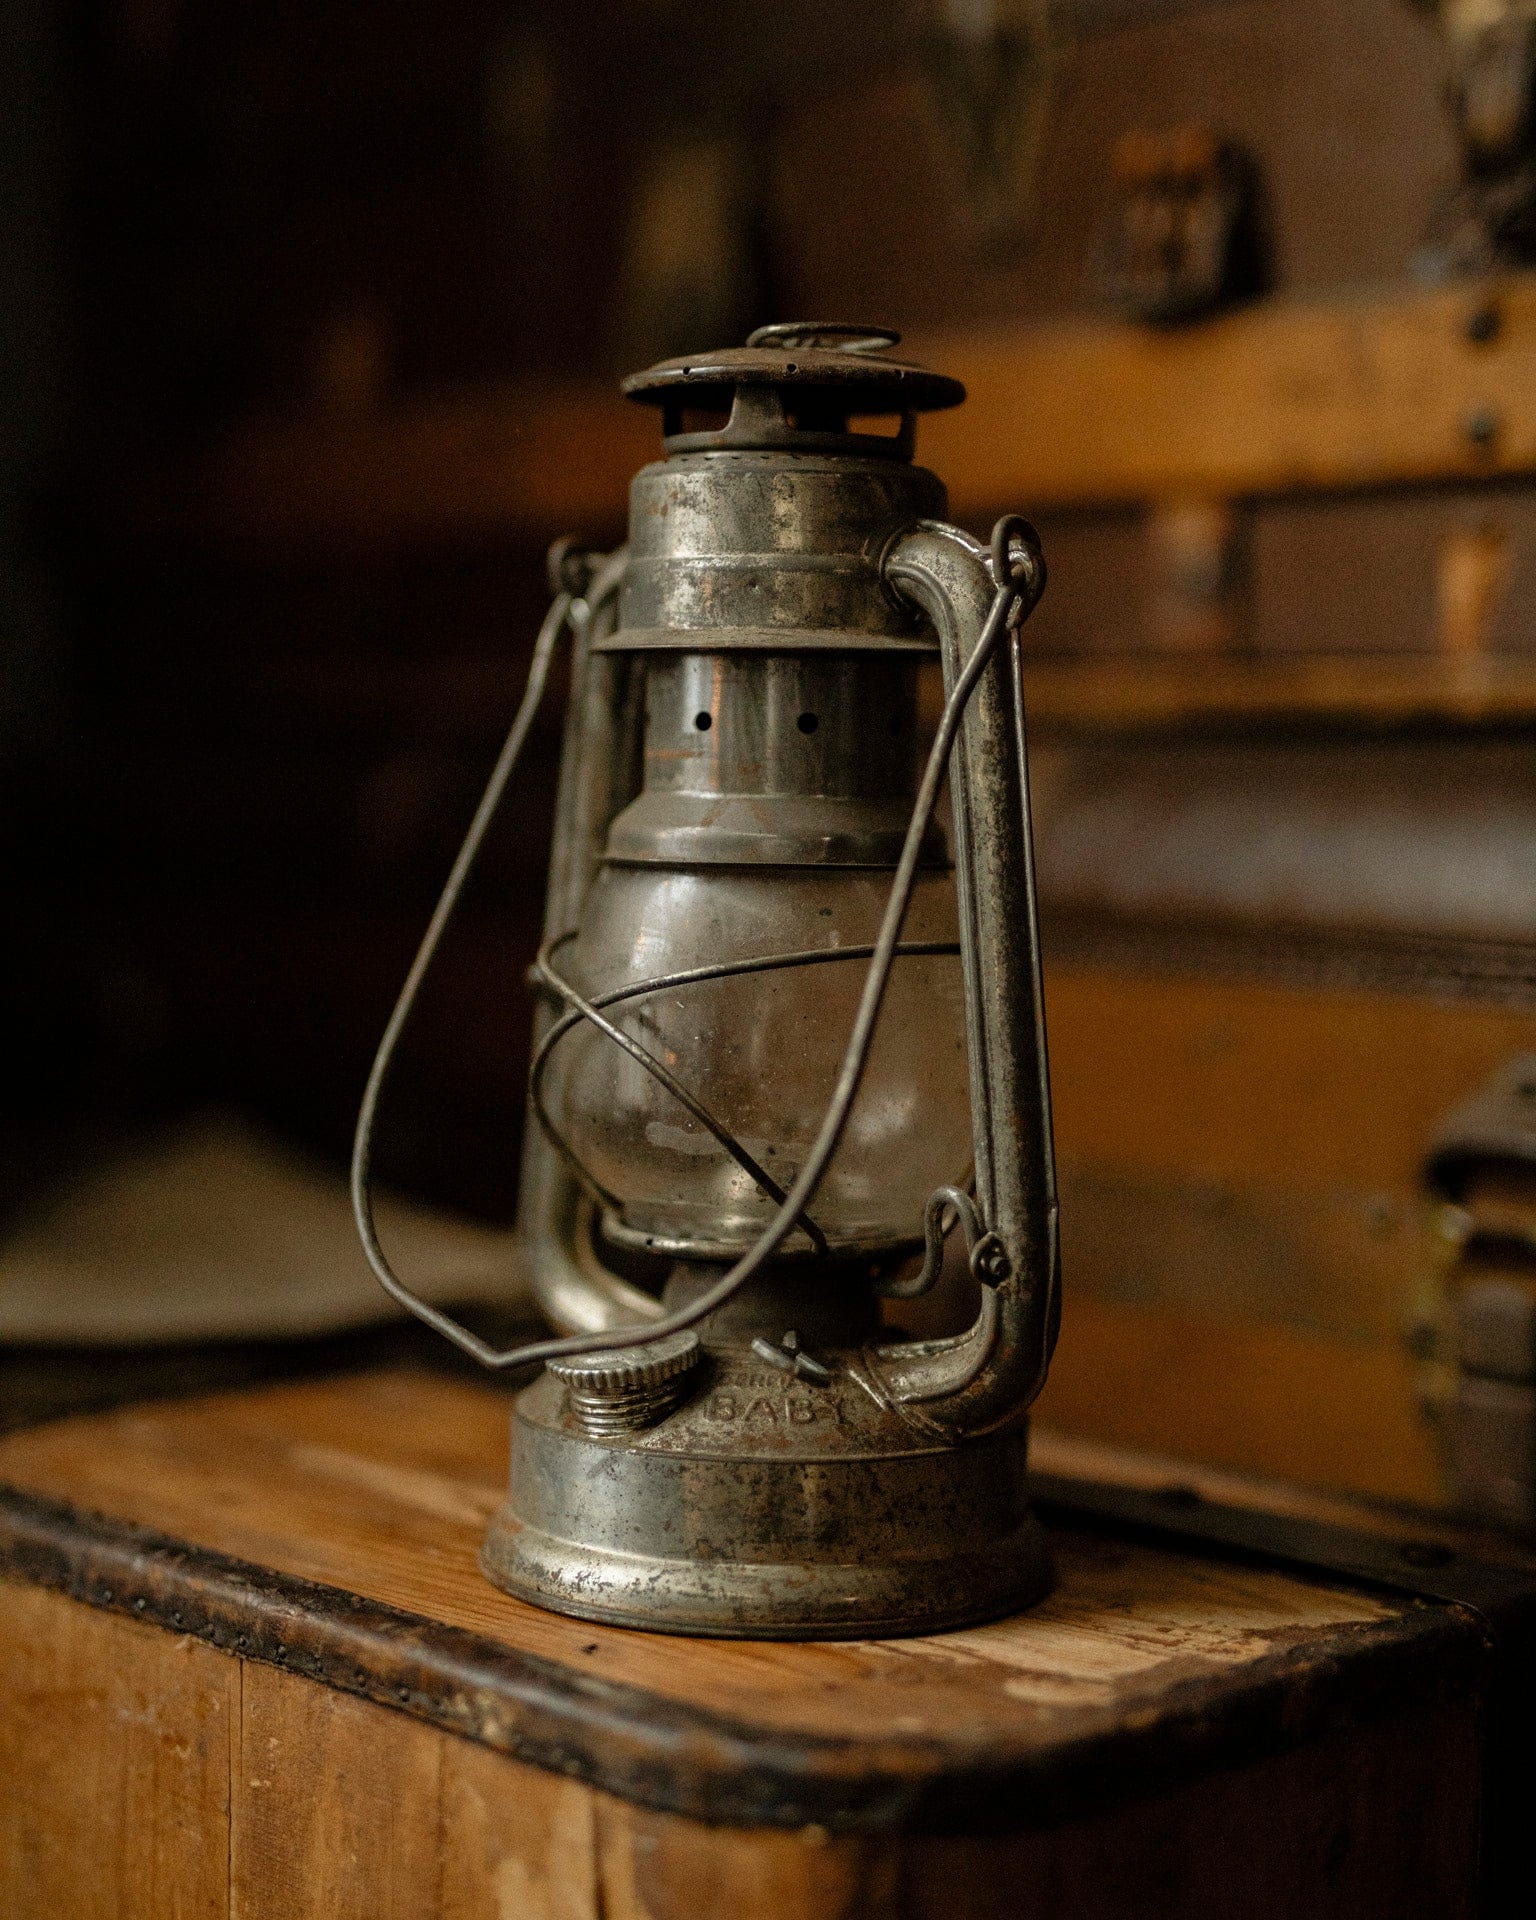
[0,1373,1479,1795]
[1020,651,1536,732]
[0,1371,1494,1917]
[0,1580,235,1920]
[0,1581,1479,1920]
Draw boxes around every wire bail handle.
[351,520,1046,1379]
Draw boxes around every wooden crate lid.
[0,1370,1490,1835]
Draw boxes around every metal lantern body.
[358,323,1060,1639]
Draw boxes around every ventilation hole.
[797,712,819,735]
[847,412,905,440]
[786,401,848,435]
[675,404,730,435]
[694,710,713,731]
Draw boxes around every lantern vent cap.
[623,324,963,457]
[623,322,964,412]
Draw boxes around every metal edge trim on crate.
[1028,1472,1536,1618]
[0,1477,1494,1837]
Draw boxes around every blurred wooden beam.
[920,276,1536,513]
[134,274,1536,551]
[1018,650,1536,733]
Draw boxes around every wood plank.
[889,1708,1480,1920]
[593,1799,887,1920]
[1034,1295,1442,1505]
[0,1579,235,1920]
[0,1371,1484,1835]
[1036,968,1536,1501]
[1028,1424,1536,1566]
[921,276,1536,513]
[231,1663,444,1920]
[1019,651,1536,733]
[0,1575,1480,1920]
[440,1741,601,1920]
[1046,969,1536,1194]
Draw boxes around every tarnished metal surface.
[515,553,662,1339]
[489,1354,1049,1639]
[864,522,1059,1435]
[621,321,965,436]
[604,651,942,867]
[352,324,1060,1634]
[486,328,1060,1633]
[546,1331,703,1436]
[608,439,946,653]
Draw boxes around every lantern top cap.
[622,322,965,414]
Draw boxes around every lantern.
[354,323,1060,1637]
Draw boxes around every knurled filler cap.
[547,1330,702,1436]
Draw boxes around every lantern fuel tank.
[354,322,1060,1637]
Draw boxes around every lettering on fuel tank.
[704,1391,846,1427]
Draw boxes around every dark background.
[0,0,1478,1237]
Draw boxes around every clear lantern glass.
[545,862,971,1257]
[534,639,975,1263]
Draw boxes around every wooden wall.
[7,0,1519,1227]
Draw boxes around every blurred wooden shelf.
[1020,650,1536,733]
[922,273,1536,516]
[131,274,1536,555]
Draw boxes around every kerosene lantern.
[353,322,1060,1638]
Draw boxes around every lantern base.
[482,1344,1053,1640]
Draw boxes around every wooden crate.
[1,1368,1530,1919]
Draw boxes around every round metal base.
[482,1506,1053,1640]
[481,1351,1054,1639]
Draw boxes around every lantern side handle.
[864,518,1059,1439]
